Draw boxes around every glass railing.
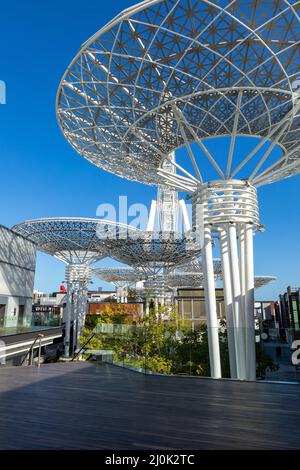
[31,315,62,328]
[79,312,300,383]
[256,327,300,383]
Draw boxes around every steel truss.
[12,218,139,356]
[92,266,145,302]
[93,261,276,304]
[57,1,300,380]
[101,230,201,315]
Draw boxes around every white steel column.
[145,299,150,316]
[123,287,128,304]
[154,297,159,319]
[202,226,222,379]
[161,272,166,307]
[245,224,256,380]
[72,287,79,355]
[179,199,191,232]
[116,287,122,303]
[220,229,237,379]
[194,180,259,381]
[76,284,82,351]
[76,282,87,351]
[147,201,157,231]
[64,280,72,357]
[228,223,247,381]
[239,227,246,327]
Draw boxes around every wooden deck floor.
[0,362,299,450]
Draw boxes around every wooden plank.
[0,363,299,450]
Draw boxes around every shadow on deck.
[0,362,299,450]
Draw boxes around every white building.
[0,224,36,329]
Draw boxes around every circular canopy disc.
[12,218,139,265]
[165,273,276,289]
[253,276,277,289]
[57,0,300,187]
[103,231,201,274]
[93,266,145,285]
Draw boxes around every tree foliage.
[80,305,278,379]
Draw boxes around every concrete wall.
[0,225,36,328]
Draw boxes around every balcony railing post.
[37,336,42,368]
[20,333,44,367]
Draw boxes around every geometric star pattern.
[57,0,300,189]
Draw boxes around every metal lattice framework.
[12,218,139,357]
[165,272,276,289]
[94,262,276,289]
[92,266,145,287]
[93,230,201,309]
[253,275,277,289]
[103,230,201,275]
[12,218,138,264]
[56,1,300,381]
[176,257,221,274]
[57,0,300,188]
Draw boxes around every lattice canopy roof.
[92,261,276,292]
[102,230,201,274]
[166,273,276,289]
[93,266,145,286]
[12,218,139,265]
[57,0,300,189]
[253,276,277,289]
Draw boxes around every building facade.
[0,225,36,329]
[276,287,300,340]
[176,288,225,329]
[88,302,143,323]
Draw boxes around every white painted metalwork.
[104,231,201,276]
[93,266,145,287]
[57,0,300,189]
[93,266,145,302]
[57,0,300,380]
[12,218,139,356]
[147,152,191,232]
[93,262,275,297]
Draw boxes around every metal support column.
[228,223,247,380]
[64,280,72,358]
[245,224,256,381]
[220,229,237,379]
[202,226,222,379]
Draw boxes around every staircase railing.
[71,333,95,362]
[20,333,44,367]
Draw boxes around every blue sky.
[0,0,300,299]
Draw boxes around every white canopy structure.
[93,263,276,301]
[103,231,201,275]
[103,230,201,313]
[12,218,139,356]
[92,266,146,302]
[57,0,300,380]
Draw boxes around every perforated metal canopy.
[57,0,300,189]
[166,273,276,289]
[102,230,201,275]
[253,276,277,289]
[92,266,145,286]
[12,218,139,265]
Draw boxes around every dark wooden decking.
[0,362,299,450]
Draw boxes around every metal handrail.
[71,333,95,362]
[20,334,44,367]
